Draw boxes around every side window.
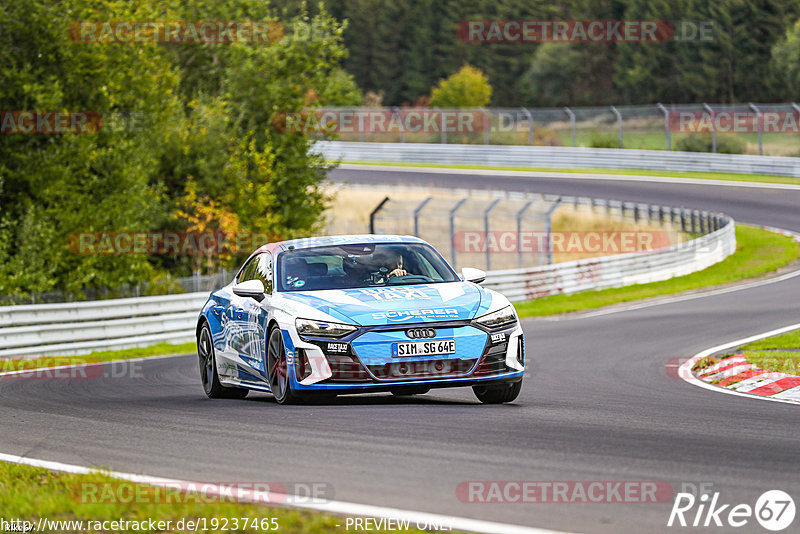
[237,254,261,283]
[256,253,274,294]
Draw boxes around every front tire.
[473,380,522,404]
[266,326,302,405]
[198,323,248,399]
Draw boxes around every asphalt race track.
[2,167,800,533]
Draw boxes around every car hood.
[278,282,495,326]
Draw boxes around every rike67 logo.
[668,490,795,530]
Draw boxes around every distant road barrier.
[0,293,208,359]
[482,203,735,301]
[315,141,800,177]
[0,200,736,359]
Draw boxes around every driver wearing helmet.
[373,248,407,278]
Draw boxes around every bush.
[675,134,746,154]
[588,130,618,148]
[430,65,492,108]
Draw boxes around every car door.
[227,252,273,382]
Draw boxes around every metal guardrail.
[0,292,210,358]
[0,198,736,359]
[482,207,735,301]
[316,141,800,177]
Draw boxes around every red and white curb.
[679,322,800,406]
[694,355,800,403]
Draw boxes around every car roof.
[262,234,428,254]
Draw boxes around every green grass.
[737,350,800,376]
[694,329,800,375]
[340,160,800,186]
[0,462,437,534]
[515,225,798,318]
[0,342,195,373]
[742,329,800,351]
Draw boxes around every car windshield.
[277,242,459,292]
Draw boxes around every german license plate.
[392,339,456,357]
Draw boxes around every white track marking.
[339,164,800,191]
[0,452,573,534]
[678,323,800,406]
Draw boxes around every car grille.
[325,354,372,382]
[366,357,479,380]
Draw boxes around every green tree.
[770,19,800,99]
[430,65,492,107]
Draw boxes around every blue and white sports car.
[196,235,524,404]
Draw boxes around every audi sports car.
[196,235,524,404]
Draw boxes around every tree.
[430,65,492,107]
[770,19,800,99]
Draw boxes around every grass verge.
[340,161,800,186]
[0,342,195,373]
[692,328,800,378]
[515,225,798,318]
[0,462,439,534]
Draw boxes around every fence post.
[749,103,763,156]
[516,199,535,268]
[413,196,433,237]
[434,107,446,144]
[480,107,491,145]
[564,107,576,147]
[657,103,670,150]
[192,270,200,292]
[703,103,717,153]
[544,197,562,265]
[369,196,390,234]
[484,198,502,270]
[610,105,623,148]
[449,198,468,268]
[522,108,534,145]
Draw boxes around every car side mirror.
[232,279,266,302]
[461,267,486,284]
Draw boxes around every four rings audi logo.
[406,328,436,339]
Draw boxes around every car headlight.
[295,318,357,338]
[474,306,517,330]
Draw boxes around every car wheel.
[391,387,431,396]
[198,323,248,399]
[472,380,522,404]
[266,326,301,405]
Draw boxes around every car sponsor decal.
[490,332,506,344]
[326,342,349,353]
[372,308,460,322]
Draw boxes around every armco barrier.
[482,216,735,301]
[315,141,800,177]
[0,292,209,359]
[0,204,736,359]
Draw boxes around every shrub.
[588,130,618,148]
[675,134,746,154]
